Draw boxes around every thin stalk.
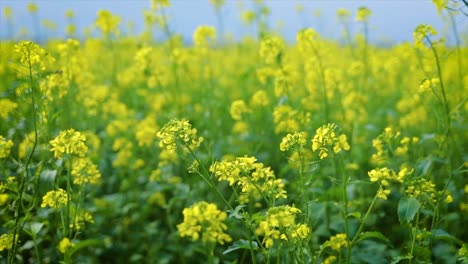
[9,44,40,264]
[350,192,378,246]
[310,45,330,123]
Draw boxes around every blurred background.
[1,0,467,45]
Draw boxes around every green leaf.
[28,222,45,236]
[432,229,463,245]
[68,239,106,257]
[223,239,258,255]
[228,205,246,219]
[356,231,392,246]
[391,255,412,264]
[398,197,420,224]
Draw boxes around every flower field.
[1,1,467,263]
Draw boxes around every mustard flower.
[209,0,225,8]
[255,205,310,248]
[311,123,350,159]
[280,132,307,152]
[323,256,337,264]
[70,211,94,231]
[297,28,319,53]
[157,119,203,152]
[50,129,88,159]
[259,36,285,64]
[135,115,159,147]
[0,99,18,119]
[177,201,232,245]
[406,178,438,203]
[14,41,48,70]
[3,7,12,19]
[27,2,38,14]
[0,136,14,159]
[337,8,350,21]
[0,194,8,206]
[71,157,101,185]
[413,24,444,49]
[356,6,371,22]
[95,10,121,35]
[241,11,256,24]
[151,0,170,10]
[0,233,16,251]
[250,90,270,108]
[210,156,287,204]
[58,238,75,254]
[230,100,250,121]
[324,233,349,251]
[41,188,69,209]
[193,25,216,47]
[368,167,412,200]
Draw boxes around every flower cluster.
[255,205,310,248]
[156,119,204,152]
[280,132,307,152]
[41,188,69,209]
[210,156,287,204]
[95,10,121,35]
[58,238,75,254]
[296,28,319,53]
[370,127,419,166]
[368,167,412,199]
[71,157,101,185]
[406,178,438,204]
[14,41,51,71]
[0,233,16,252]
[230,100,250,121]
[193,25,216,47]
[177,201,232,245]
[356,6,371,22]
[50,129,88,159]
[323,233,349,251]
[311,123,350,159]
[0,136,14,159]
[413,24,444,49]
[259,36,285,64]
[0,99,18,119]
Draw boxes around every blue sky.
[1,0,466,45]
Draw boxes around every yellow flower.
[0,233,17,252]
[356,6,371,22]
[95,10,121,35]
[311,123,350,159]
[71,157,101,185]
[280,132,307,152]
[259,36,285,64]
[156,119,203,152]
[193,25,216,47]
[255,205,309,248]
[0,136,14,159]
[0,194,8,206]
[50,129,88,159]
[177,201,232,245]
[58,238,74,254]
[209,0,225,8]
[230,100,250,121]
[3,7,12,19]
[27,2,38,14]
[325,233,349,251]
[41,188,69,209]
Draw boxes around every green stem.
[9,43,40,264]
[297,149,309,223]
[350,192,379,246]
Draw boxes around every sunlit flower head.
[177,201,232,245]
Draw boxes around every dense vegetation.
[0,1,467,263]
